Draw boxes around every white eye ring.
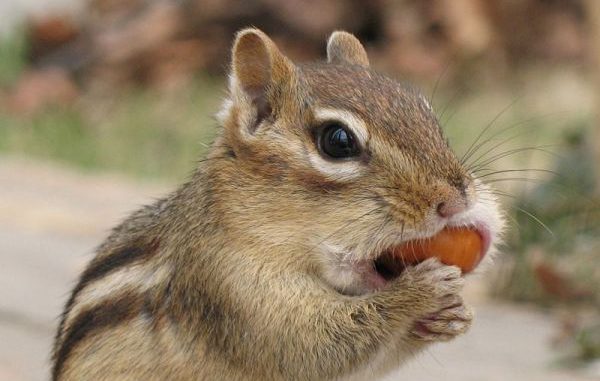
[307,108,368,181]
[313,108,369,145]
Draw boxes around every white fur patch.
[313,108,369,144]
[216,97,233,125]
[448,180,505,265]
[319,243,365,294]
[221,74,257,141]
[307,155,364,180]
[419,94,433,113]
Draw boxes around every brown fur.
[52,29,500,380]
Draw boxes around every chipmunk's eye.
[318,122,360,159]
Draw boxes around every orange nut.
[391,227,484,273]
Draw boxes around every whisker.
[438,86,470,124]
[429,64,450,106]
[474,168,558,180]
[460,111,567,168]
[440,100,463,127]
[514,206,554,237]
[504,213,522,230]
[469,145,559,172]
[475,187,517,197]
[465,130,535,170]
[472,167,555,175]
[459,97,522,166]
[482,177,547,185]
[477,193,518,202]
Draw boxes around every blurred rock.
[143,39,214,90]
[261,0,364,40]
[7,68,78,115]
[94,1,183,65]
[27,14,80,60]
[91,0,144,16]
[438,0,493,56]
[531,249,594,302]
[488,0,586,62]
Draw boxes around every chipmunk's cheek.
[319,244,386,295]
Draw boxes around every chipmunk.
[52,29,503,381]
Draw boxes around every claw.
[411,302,474,341]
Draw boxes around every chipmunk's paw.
[409,297,473,341]
[398,258,472,342]
[401,257,464,309]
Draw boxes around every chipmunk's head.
[213,28,504,294]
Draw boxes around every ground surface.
[0,155,596,381]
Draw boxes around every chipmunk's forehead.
[301,64,418,113]
[300,64,436,131]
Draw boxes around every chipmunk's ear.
[326,31,369,68]
[227,28,296,134]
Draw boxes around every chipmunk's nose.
[436,200,467,218]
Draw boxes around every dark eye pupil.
[320,123,359,158]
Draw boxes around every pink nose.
[436,201,466,218]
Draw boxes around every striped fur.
[53,291,143,379]
[52,239,161,379]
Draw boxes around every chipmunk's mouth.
[365,248,413,290]
[366,224,491,290]
[323,223,493,295]
[373,250,410,281]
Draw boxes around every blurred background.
[0,0,599,380]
